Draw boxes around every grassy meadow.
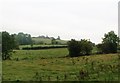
[2,48,120,81]
[32,37,67,45]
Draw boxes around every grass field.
[2,48,120,81]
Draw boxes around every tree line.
[0,31,62,60]
[37,35,60,40]
[68,31,119,57]
[9,32,62,45]
[1,30,119,60]
[13,32,33,45]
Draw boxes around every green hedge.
[22,45,67,50]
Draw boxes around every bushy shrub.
[67,39,93,57]
[22,45,67,50]
[80,39,93,55]
[96,43,103,54]
[96,31,119,54]
[67,39,81,57]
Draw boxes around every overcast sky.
[0,0,119,44]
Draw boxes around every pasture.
[32,37,67,45]
[2,48,119,81]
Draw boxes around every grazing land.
[32,37,67,45]
[2,48,119,81]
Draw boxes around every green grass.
[11,48,68,60]
[2,48,120,81]
[0,61,2,82]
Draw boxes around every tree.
[0,32,1,44]
[2,31,17,60]
[80,39,93,55]
[67,39,81,57]
[67,39,93,57]
[51,38,56,45]
[16,32,33,45]
[97,31,119,54]
[57,36,61,40]
[96,43,103,54]
[27,34,33,46]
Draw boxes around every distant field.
[2,48,119,81]
[32,37,67,45]
[32,38,52,44]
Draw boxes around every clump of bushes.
[67,39,93,57]
[68,31,119,57]
[96,31,119,54]
[67,39,81,57]
[80,39,93,55]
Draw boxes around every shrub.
[22,45,67,50]
[67,39,81,57]
[80,39,93,55]
[67,39,93,57]
[96,43,103,54]
[96,31,119,54]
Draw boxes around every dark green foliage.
[96,43,103,54]
[22,45,67,50]
[51,38,57,45]
[15,32,33,45]
[51,38,62,45]
[67,39,93,57]
[0,32,1,44]
[57,36,61,40]
[102,42,117,53]
[97,31,119,54]
[2,31,18,60]
[117,45,120,51]
[79,39,93,55]
[67,39,81,57]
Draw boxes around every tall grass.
[2,48,119,81]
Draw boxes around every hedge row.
[22,45,68,50]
